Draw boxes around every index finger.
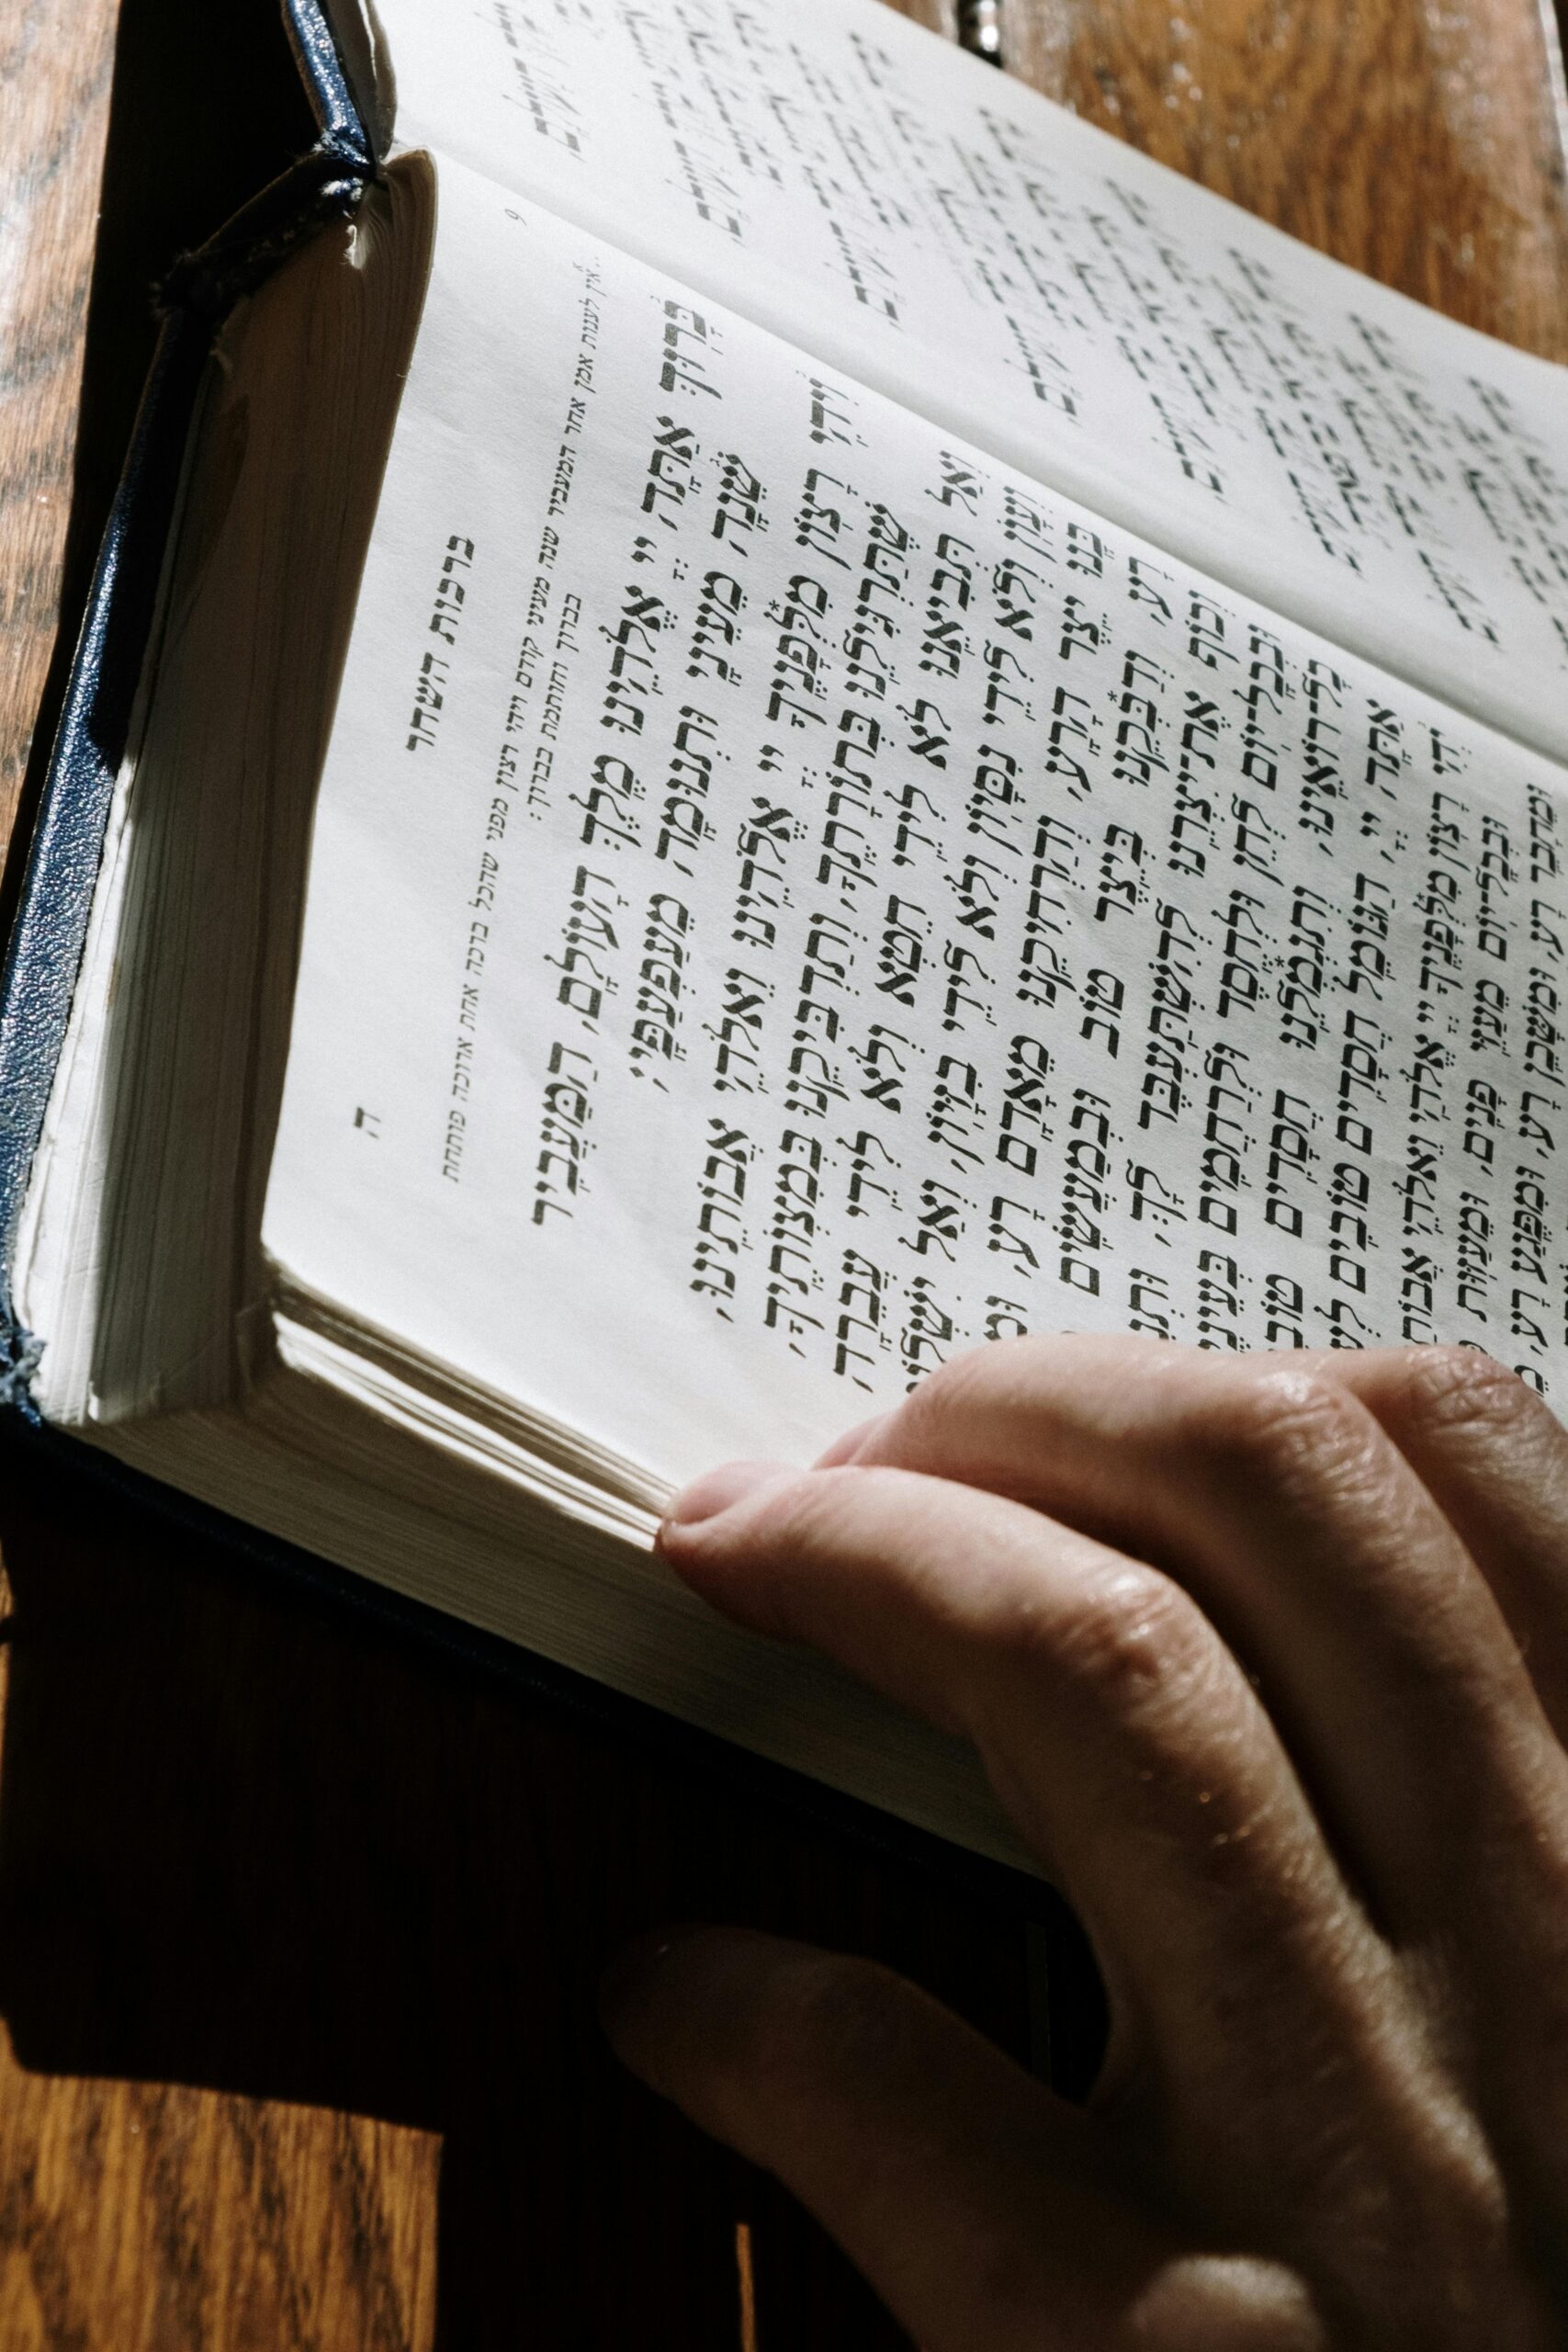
[657,1457,1394,2153]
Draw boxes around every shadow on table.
[0,1428,1104,2346]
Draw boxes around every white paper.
[264,163,1568,1495]
[364,0,1568,763]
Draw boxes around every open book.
[6,0,1567,1869]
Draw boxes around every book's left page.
[15,163,435,1430]
[261,156,1568,1513]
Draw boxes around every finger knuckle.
[1190,1366,1366,1497]
[1045,1563,1215,1720]
[1338,2143,1533,2350]
[1397,1342,1548,1448]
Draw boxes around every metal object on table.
[957,0,1005,64]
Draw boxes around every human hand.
[601,1337,1568,2347]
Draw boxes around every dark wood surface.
[1,0,1564,2343]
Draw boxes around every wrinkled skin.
[601,1338,1568,2347]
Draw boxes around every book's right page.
[356,0,1568,765]
[257,164,1568,1507]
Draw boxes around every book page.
[264,159,1568,1501]
[355,0,1568,764]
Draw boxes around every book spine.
[282,0,374,164]
[0,305,209,1397]
[0,4,377,1393]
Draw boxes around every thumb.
[600,1926,1321,2352]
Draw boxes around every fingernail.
[661,1458,797,1530]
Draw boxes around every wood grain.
[0,0,1563,2345]
[996,0,1568,359]
[0,2048,439,2351]
[0,0,117,845]
[880,0,1568,358]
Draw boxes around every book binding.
[0,4,372,1389]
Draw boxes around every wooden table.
[2,0,1565,2343]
